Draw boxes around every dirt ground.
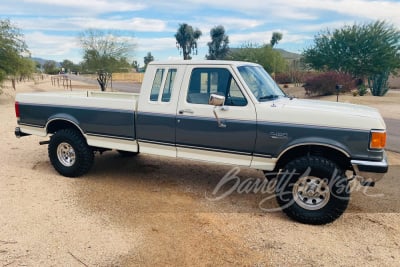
[1,78,400,266]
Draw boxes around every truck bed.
[16,91,140,148]
[16,90,140,111]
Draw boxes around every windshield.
[238,65,286,101]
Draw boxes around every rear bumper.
[351,152,388,184]
[15,127,31,138]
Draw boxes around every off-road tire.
[275,156,349,225]
[48,128,94,177]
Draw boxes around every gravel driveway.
[1,79,399,266]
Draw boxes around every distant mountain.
[228,47,301,61]
[275,49,302,60]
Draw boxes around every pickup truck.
[14,60,388,225]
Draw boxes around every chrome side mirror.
[209,94,225,106]
[209,94,227,128]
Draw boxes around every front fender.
[278,136,351,159]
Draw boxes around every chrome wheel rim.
[57,142,76,167]
[293,176,330,210]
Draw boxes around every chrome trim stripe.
[256,110,383,132]
[19,102,132,113]
[177,144,252,156]
[139,139,253,156]
[253,153,273,158]
[86,132,135,141]
[138,139,174,146]
[19,122,44,128]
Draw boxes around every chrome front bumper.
[351,152,388,185]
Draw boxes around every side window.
[150,69,164,101]
[161,69,177,102]
[187,68,247,106]
[226,78,248,106]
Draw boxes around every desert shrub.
[276,71,316,85]
[357,84,368,96]
[275,73,292,84]
[303,72,356,96]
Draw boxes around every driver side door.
[175,66,257,166]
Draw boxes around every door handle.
[178,109,194,114]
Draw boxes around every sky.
[1,0,400,66]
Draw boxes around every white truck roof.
[148,60,260,67]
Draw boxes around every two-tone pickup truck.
[15,60,388,224]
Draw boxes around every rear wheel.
[48,128,94,177]
[275,156,349,225]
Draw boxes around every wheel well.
[47,120,83,135]
[275,145,351,171]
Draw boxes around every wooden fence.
[51,75,72,90]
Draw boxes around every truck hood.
[256,97,386,131]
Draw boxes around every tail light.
[15,102,20,119]
[369,130,386,150]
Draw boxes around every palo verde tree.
[79,29,135,90]
[270,32,283,47]
[206,25,229,60]
[175,23,202,60]
[61,59,77,73]
[228,43,287,74]
[303,21,400,96]
[144,52,154,70]
[43,60,59,75]
[0,19,35,88]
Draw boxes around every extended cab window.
[150,68,177,102]
[161,69,177,102]
[150,69,164,101]
[187,68,247,106]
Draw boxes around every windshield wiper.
[258,95,281,101]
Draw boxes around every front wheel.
[275,156,350,225]
[48,128,94,177]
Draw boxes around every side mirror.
[209,94,225,106]
[209,94,227,128]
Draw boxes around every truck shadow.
[75,151,281,215]
[74,152,400,215]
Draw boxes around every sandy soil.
[1,78,400,266]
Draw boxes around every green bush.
[357,84,368,96]
[303,72,355,96]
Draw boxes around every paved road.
[68,74,141,93]
[385,117,400,153]
[68,74,399,152]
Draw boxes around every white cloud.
[202,17,264,31]
[3,0,399,64]
[23,0,146,14]
[136,37,176,52]
[228,30,311,46]
[25,32,82,62]
[145,0,400,25]
[14,17,167,32]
